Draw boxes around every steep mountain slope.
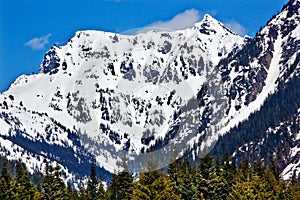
[0,15,246,183]
[0,0,299,184]
[216,0,300,134]
[211,0,300,180]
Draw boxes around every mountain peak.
[2,0,300,185]
[202,14,217,22]
[193,14,220,27]
[192,14,236,36]
[0,9,245,180]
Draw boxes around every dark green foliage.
[87,163,98,200]
[42,161,67,199]
[97,179,106,200]
[13,161,36,199]
[168,158,194,199]
[108,171,133,200]
[66,184,80,200]
[0,162,13,199]
[131,170,179,200]
[107,154,133,200]
[0,154,300,199]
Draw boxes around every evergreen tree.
[0,147,299,200]
[87,163,98,200]
[152,175,179,200]
[283,171,300,199]
[108,155,133,200]
[13,161,36,199]
[229,175,273,200]
[97,177,106,200]
[0,162,13,200]
[192,156,214,199]
[42,161,55,199]
[131,172,179,200]
[208,158,231,200]
[42,161,66,200]
[168,158,194,200]
[52,163,66,199]
[78,183,88,200]
[131,153,179,200]
[66,184,80,200]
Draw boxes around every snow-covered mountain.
[0,0,300,184]
[0,14,245,183]
[211,0,300,180]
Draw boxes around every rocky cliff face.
[211,0,300,180]
[0,0,300,184]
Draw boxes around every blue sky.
[0,0,288,92]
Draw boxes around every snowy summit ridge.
[1,1,300,184]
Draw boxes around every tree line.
[0,154,300,200]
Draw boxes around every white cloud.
[25,33,52,50]
[142,9,201,32]
[208,10,217,16]
[224,21,247,36]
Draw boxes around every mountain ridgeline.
[0,0,300,184]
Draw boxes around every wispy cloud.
[25,33,52,50]
[208,10,217,17]
[224,20,247,36]
[142,9,201,32]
